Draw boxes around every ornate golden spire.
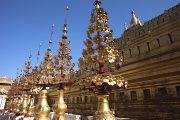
[94,0,101,8]
[77,1,125,120]
[36,24,54,86]
[79,0,119,65]
[53,5,75,84]
[130,10,137,27]
[47,24,54,51]
[52,6,75,120]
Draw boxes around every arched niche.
[139,42,149,54]
[131,46,139,57]
[149,38,159,51]
[159,35,171,47]
[123,49,130,59]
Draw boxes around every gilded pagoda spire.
[34,24,54,120]
[78,0,127,119]
[130,10,137,27]
[94,0,101,8]
[52,5,76,120]
[62,6,69,39]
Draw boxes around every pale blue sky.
[0,0,179,78]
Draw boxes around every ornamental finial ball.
[66,6,69,10]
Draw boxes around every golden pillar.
[34,89,50,120]
[93,91,115,120]
[25,95,34,117]
[19,94,28,115]
[15,97,22,113]
[52,89,67,120]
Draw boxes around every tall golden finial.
[24,48,32,87]
[94,0,101,8]
[53,5,75,84]
[65,6,69,23]
[29,48,32,60]
[62,6,69,39]
[25,46,40,118]
[52,5,76,120]
[34,26,54,119]
[35,43,41,69]
[38,24,54,85]
[77,1,126,119]
[47,24,54,51]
